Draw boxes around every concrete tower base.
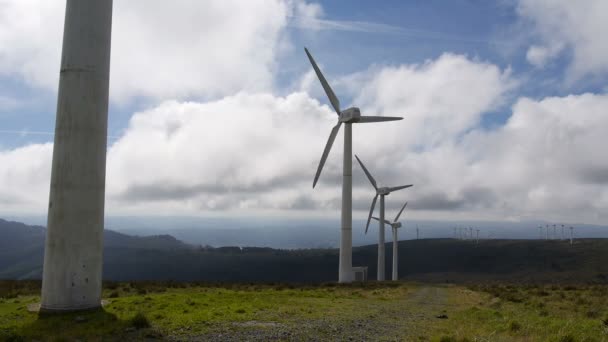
[41,0,113,312]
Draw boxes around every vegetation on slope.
[1,281,607,341]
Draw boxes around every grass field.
[1,281,607,341]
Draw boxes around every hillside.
[1,218,607,283]
[1,282,607,341]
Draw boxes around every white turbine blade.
[394,201,408,223]
[304,48,340,115]
[388,184,413,193]
[371,217,392,226]
[365,194,378,234]
[354,155,377,190]
[313,122,342,188]
[357,116,402,123]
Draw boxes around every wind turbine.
[306,48,403,283]
[569,226,574,245]
[372,201,408,281]
[553,224,557,240]
[355,155,412,281]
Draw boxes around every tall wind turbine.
[355,155,412,281]
[41,0,113,312]
[372,201,408,281]
[306,48,402,283]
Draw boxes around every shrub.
[585,310,600,318]
[130,312,151,329]
[558,335,575,342]
[109,291,119,298]
[509,321,521,332]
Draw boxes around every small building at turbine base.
[352,266,368,282]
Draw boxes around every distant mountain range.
[1,218,607,284]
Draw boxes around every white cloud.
[0,0,64,90]
[2,51,607,225]
[525,44,563,68]
[352,54,515,149]
[0,0,318,102]
[0,143,52,212]
[517,0,608,79]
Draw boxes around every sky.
[1,0,607,226]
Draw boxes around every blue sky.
[1,0,607,225]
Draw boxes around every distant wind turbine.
[355,155,412,281]
[305,48,403,283]
[372,200,408,281]
[553,224,557,240]
[569,226,574,245]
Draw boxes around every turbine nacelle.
[377,187,391,196]
[393,222,402,229]
[339,107,361,122]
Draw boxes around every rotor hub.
[339,107,361,122]
[377,187,390,195]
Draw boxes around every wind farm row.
[305,48,412,283]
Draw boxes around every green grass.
[0,281,607,341]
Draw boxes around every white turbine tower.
[553,224,557,240]
[306,48,402,283]
[372,201,408,281]
[41,0,112,312]
[355,155,412,281]
[569,226,574,245]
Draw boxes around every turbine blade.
[388,184,413,193]
[304,48,340,115]
[313,122,342,188]
[371,217,391,225]
[354,155,377,190]
[357,116,403,123]
[365,194,378,234]
[394,201,408,222]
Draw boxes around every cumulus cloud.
[0,0,318,102]
[517,0,608,79]
[0,143,52,212]
[525,44,563,68]
[1,46,607,225]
